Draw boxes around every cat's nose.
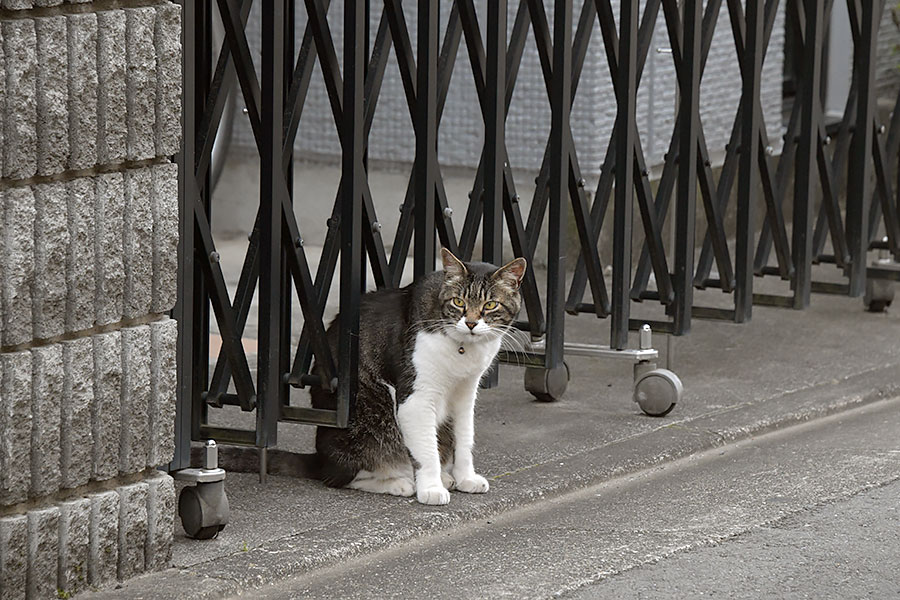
[465,321,477,330]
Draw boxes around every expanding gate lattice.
[174,0,900,471]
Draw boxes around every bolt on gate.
[173,0,900,485]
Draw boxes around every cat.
[310,248,526,505]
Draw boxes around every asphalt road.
[240,396,900,599]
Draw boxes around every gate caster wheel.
[173,440,230,540]
[525,362,570,402]
[634,368,682,417]
[864,277,894,313]
[179,480,229,540]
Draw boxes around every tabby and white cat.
[310,248,526,505]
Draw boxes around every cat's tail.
[188,445,324,479]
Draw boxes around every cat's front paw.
[454,473,490,494]
[441,471,456,490]
[417,485,451,505]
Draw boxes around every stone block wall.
[0,1,181,598]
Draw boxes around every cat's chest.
[411,331,500,386]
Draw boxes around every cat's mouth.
[451,317,493,340]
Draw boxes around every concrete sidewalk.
[82,238,900,599]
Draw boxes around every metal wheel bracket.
[173,440,230,540]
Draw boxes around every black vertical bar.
[482,0,506,388]
[735,0,763,321]
[673,0,700,334]
[258,1,285,447]
[172,0,202,471]
[546,0,571,366]
[792,0,823,309]
[281,0,295,409]
[611,0,637,350]
[484,0,506,266]
[196,1,213,440]
[414,0,438,276]
[339,0,365,428]
[846,0,878,295]
[361,0,370,294]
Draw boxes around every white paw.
[454,474,490,494]
[417,485,451,505]
[386,478,416,497]
[441,471,456,490]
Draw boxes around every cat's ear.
[441,247,467,279]
[493,257,527,289]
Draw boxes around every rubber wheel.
[634,368,682,417]
[191,525,223,541]
[178,486,223,540]
[866,299,889,313]
[525,362,570,402]
[864,278,895,313]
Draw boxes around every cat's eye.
[451,297,465,308]
[483,300,499,310]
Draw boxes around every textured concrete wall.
[231,1,785,174]
[0,1,181,598]
[877,2,900,101]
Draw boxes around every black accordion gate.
[173,0,900,473]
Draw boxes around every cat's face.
[437,248,526,342]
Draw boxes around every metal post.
[611,0,637,350]
[483,0,507,387]
[846,0,879,295]
[172,0,203,472]
[281,0,295,409]
[547,0,572,366]
[735,0,764,322]
[338,0,366,428]
[414,0,439,277]
[673,0,700,334]
[484,0,506,267]
[792,0,823,309]
[258,1,285,450]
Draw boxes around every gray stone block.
[117,481,148,581]
[155,3,182,157]
[89,490,119,587]
[59,497,91,595]
[124,168,153,319]
[0,26,5,178]
[94,173,126,326]
[66,178,96,333]
[97,9,127,165]
[35,16,69,176]
[0,351,31,506]
[1,187,35,347]
[91,331,121,481]
[0,514,26,600]
[33,182,69,340]
[27,506,59,600]
[149,318,177,468]
[121,326,151,474]
[125,8,157,161]
[151,163,179,314]
[145,472,174,571]
[30,344,63,497]
[61,338,93,489]
[2,19,37,180]
[67,13,99,170]
[1,1,33,9]
[35,1,63,7]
